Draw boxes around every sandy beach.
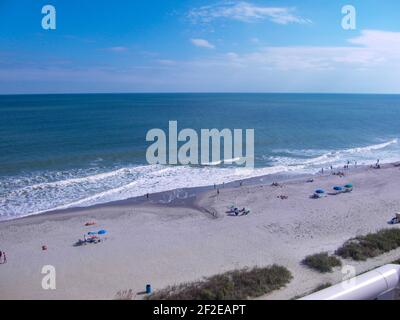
[1,163,400,300]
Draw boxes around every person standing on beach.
[0,251,6,264]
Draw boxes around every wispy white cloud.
[190,38,216,49]
[212,29,400,71]
[250,37,260,44]
[348,29,400,50]
[106,46,129,52]
[156,59,177,65]
[188,1,311,25]
[3,30,400,94]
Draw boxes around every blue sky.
[1,0,400,93]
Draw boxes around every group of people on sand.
[320,160,362,176]
[332,171,345,177]
[0,250,7,264]
[227,206,250,216]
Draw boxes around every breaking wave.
[1,139,399,221]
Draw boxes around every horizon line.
[2,91,400,96]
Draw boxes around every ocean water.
[1,93,400,220]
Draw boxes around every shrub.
[312,282,332,293]
[302,252,342,273]
[291,282,332,300]
[115,289,135,300]
[336,228,400,261]
[146,265,292,300]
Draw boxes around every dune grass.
[146,265,292,300]
[115,289,135,300]
[302,252,342,273]
[312,282,332,292]
[291,282,332,300]
[336,228,400,261]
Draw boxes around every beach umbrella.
[88,232,97,235]
[315,189,325,194]
[333,186,343,191]
[98,230,107,235]
[344,184,353,188]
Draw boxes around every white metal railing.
[300,264,400,300]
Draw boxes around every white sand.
[1,164,400,300]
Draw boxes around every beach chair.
[330,186,344,195]
[226,206,238,214]
[312,189,326,199]
[343,184,353,193]
[88,238,100,244]
[388,212,400,225]
[74,239,87,247]
[395,212,400,224]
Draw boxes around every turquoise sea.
[1,93,400,220]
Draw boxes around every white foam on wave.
[1,138,399,221]
[269,138,399,169]
[0,163,296,220]
[346,139,398,153]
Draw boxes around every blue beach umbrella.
[344,184,353,188]
[334,186,343,191]
[98,230,107,235]
[88,232,97,235]
[315,189,325,194]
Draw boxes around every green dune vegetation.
[146,265,292,300]
[336,228,400,261]
[302,252,342,273]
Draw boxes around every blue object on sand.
[88,232,97,235]
[334,186,343,191]
[315,189,325,194]
[146,284,152,294]
[98,230,107,235]
[344,184,353,188]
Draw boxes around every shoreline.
[1,162,373,224]
[1,162,400,299]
